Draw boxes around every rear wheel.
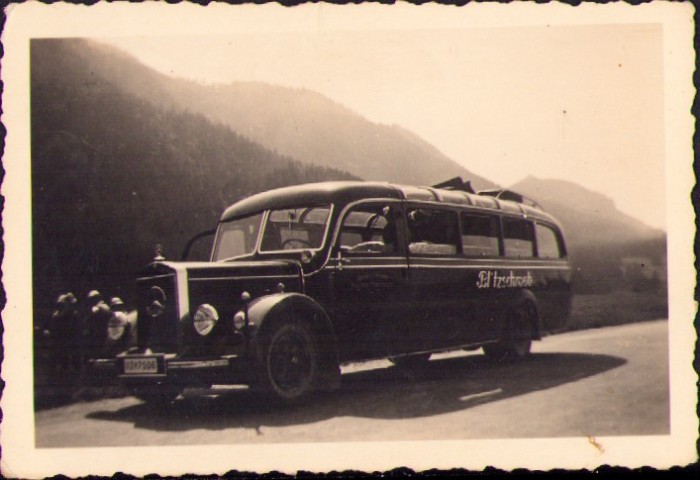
[483,302,534,362]
[389,353,431,369]
[253,318,327,404]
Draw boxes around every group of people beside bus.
[36,289,130,378]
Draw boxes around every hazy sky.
[102,23,665,229]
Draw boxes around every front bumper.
[89,353,254,387]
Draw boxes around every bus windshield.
[211,205,332,260]
[259,206,332,252]
[211,212,264,261]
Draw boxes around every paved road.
[35,320,669,447]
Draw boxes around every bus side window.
[503,218,534,258]
[339,204,398,255]
[460,213,500,257]
[407,207,460,256]
[535,223,562,258]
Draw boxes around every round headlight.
[233,310,246,330]
[193,304,219,336]
[107,312,128,341]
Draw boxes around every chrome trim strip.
[406,256,568,265]
[382,340,501,360]
[136,273,175,282]
[193,260,291,269]
[189,274,300,282]
[325,264,408,270]
[168,359,230,369]
[210,222,222,262]
[89,359,115,366]
[165,263,190,319]
[332,255,406,261]
[253,210,268,253]
[324,264,569,271]
[406,264,571,270]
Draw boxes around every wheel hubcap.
[269,331,312,393]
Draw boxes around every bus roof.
[220,180,561,226]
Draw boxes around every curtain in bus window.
[460,213,500,257]
[503,218,534,257]
[535,224,561,258]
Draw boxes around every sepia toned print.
[1,2,696,477]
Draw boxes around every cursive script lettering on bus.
[476,270,534,289]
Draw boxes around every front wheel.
[483,302,534,362]
[253,319,323,404]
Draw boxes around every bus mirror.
[180,229,216,261]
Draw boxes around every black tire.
[254,319,324,404]
[132,385,182,407]
[483,302,534,362]
[389,353,431,369]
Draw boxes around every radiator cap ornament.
[154,244,165,262]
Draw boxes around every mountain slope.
[82,39,497,190]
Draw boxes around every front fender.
[246,292,338,362]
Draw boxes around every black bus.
[92,178,572,405]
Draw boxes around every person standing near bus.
[41,292,81,379]
[82,290,111,363]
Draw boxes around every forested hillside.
[30,39,357,311]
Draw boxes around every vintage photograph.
[1,2,696,477]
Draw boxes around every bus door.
[328,201,410,360]
[404,205,485,351]
[458,211,505,342]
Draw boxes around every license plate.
[122,356,161,375]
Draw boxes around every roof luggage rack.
[432,177,543,210]
[431,176,475,194]
[477,188,542,209]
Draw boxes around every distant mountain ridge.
[511,176,663,248]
